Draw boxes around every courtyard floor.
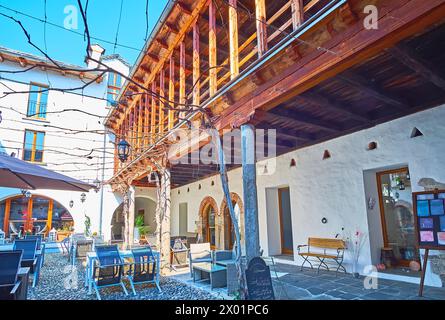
[28,253,445,300]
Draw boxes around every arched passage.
[220,193,244,250]
[198,196,218,248]
[110,196,157,241]
[0,194,74,237]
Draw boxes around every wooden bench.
[297,238,346,276]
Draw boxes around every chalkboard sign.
[245,257,275,300]
[413,190,445,250]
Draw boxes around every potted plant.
[134,215,144,241]
[84,214,91,237]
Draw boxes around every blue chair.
[92,245,128,300]
[128,247,161,295]
[0,251,23,300]
[13,239,39,287]
[25,234,45,267]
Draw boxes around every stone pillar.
[241,124,260,263]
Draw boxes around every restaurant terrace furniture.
[25,234,45,267]
[214,250,237,267]
[16,267,30,300]
[297,238,347,276]
[13,239,41,287]
[170,238,189,271]
[188,243,213,276]
[192,262,227,289]
[91,245,128,300]
[128,246,161,295]
[9,222,20,240]
[0,250,23,300]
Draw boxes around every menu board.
[413,190,445,249]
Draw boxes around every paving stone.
[361,292,399,300]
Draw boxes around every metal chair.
[92,245,128,300]
[128,246,161,295]
[25,234,45,267]
[13,239,39,287]
[0,250,23,300]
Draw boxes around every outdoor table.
[192,262,227,289]
[17,267,30,300]
[85,249,161,295]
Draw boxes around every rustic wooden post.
[179,41,186,119]
[209,0,218,96]
[228,0,239,79]
[159,69,165,133]
[168,57,175,130]
[193,22,200,107]
[255,0,268,57]
[151,80,157,143]
[128,185,136,246]
[241,124,260,263]
[144,94,150,147]
[159,168,171,271]
[291,0,304,30]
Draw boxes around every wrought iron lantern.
[80,193,87,203]
[117,139,131,162]
[21,189,32,198]
[93,179,101,193]
[69,200,74,208]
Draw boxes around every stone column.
[157,168,171,271]
[241,124,260,263]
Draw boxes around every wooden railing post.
[144,94,150,147]
[151,80,157,143]
[159,68,165,134]
[193,22,200,107]
[228,0,239,79]
[291,0,304,30]
[168,57,175,130]
[179,41,186,119]
[209,0,217,96]
[255,0,268,57]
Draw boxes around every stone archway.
[220,193,244,251]
[198,196,219,247]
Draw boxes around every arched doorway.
[220,193,244,250]
[110,196,157,241]
[198,197,218,249]
[0,195,74,236]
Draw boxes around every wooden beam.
[179,41,186,119]
[146,53,160,63]
[291,0,304,30]
[176,1,192,15]
[159,69,165,134]
[156,39,169,51]
[339,71,410,111]
[254,109,340,133]
[228,0,239,79]
[165,22,179,34]
[299,92,371,122]
[209,0,217,96]
[168,57,175,130]
[255,0,268,57]
[144,94,150,147]
[193,22,200,107]
[388,44,445,90]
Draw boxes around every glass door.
[377,168,419,267]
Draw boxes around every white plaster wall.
[0,55,129,239]
[170,105,445,287]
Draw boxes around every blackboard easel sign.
[245,257,275,300]
[412,189,445,296]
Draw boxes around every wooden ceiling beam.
[298,92,371,123]
[388,43,445,90]
[339,71,410,111]
[254,109,340,134]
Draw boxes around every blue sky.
[0,0,168,67]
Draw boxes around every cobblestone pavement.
[272,263,445,300]
[28,253,219,300]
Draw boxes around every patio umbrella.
[0,153,94,192]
